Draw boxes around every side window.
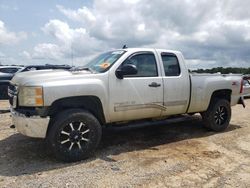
[161,53,181,76]
[123,53,158,77]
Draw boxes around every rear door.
[158,51,190,116]
[109,51,164,122]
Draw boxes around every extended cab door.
[158,51,190,116]
[108,51,164,122]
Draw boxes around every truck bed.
[187,73,242,113]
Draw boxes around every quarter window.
[123,53,158,77]
[161,53,181,76]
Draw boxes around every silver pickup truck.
[8,48,245,162]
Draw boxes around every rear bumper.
[11,108,50,138]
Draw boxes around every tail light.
[240,78,244,94]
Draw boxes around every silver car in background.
[243,78,250,98]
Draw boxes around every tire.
[47,109,102,162]
[201,99,231,132]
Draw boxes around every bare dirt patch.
[0,99,250,187]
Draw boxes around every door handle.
[148,82,161,87]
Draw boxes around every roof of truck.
[116,47,181,54]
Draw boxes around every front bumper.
[11,108,50,138]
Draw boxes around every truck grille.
[8,84,18,106]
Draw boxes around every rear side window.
[123,53,158,77]
[161,53,181,76]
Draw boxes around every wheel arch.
[210,89,232,103]
[205,89,232,111]
[47,96,106,125]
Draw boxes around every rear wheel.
[47,109,102,162]
[201,99,231,132]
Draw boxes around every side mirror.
[115,64,138,79]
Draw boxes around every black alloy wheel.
[47,109,102,162]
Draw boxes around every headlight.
[19,86,44,106]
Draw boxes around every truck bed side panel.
[187,74,242,113]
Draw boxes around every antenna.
[122,44,127,49]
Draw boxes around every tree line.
[192,67,250,74]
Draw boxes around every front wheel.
[47,109,102,162]
[201,99,231,132]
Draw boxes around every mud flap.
[238,96,246,108]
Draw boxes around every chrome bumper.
[11,108,50,138]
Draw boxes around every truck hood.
[11,69,92,86]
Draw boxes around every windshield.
[84,50,126,73]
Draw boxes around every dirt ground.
[0,99,250,188]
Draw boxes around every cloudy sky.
[0,0,250,69]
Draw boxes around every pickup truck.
[8,48,245,162]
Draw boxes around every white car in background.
[243,78,250,98]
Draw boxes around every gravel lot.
[0,99,250,187]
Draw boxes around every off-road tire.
[47,109,102,162]
[201,99,231,132]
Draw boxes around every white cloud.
[137,23,145,32]
[186,59,217,70]
[57,5,96,24]
[25,0,250,68]
[33,43,64,60]
[0,20,27,45]
[57,2,158,47]
[42,19,73,44]
[31,20,104,61]
[123,0,141,4]
[19,51,31,59]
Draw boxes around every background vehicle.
[0,66,22,74]
[0,66,22,99]
[8,48,245,162]
[243,76,250,98]
[0,65,71,100]
[17,64,71,73]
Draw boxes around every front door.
[109,51,164,122]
